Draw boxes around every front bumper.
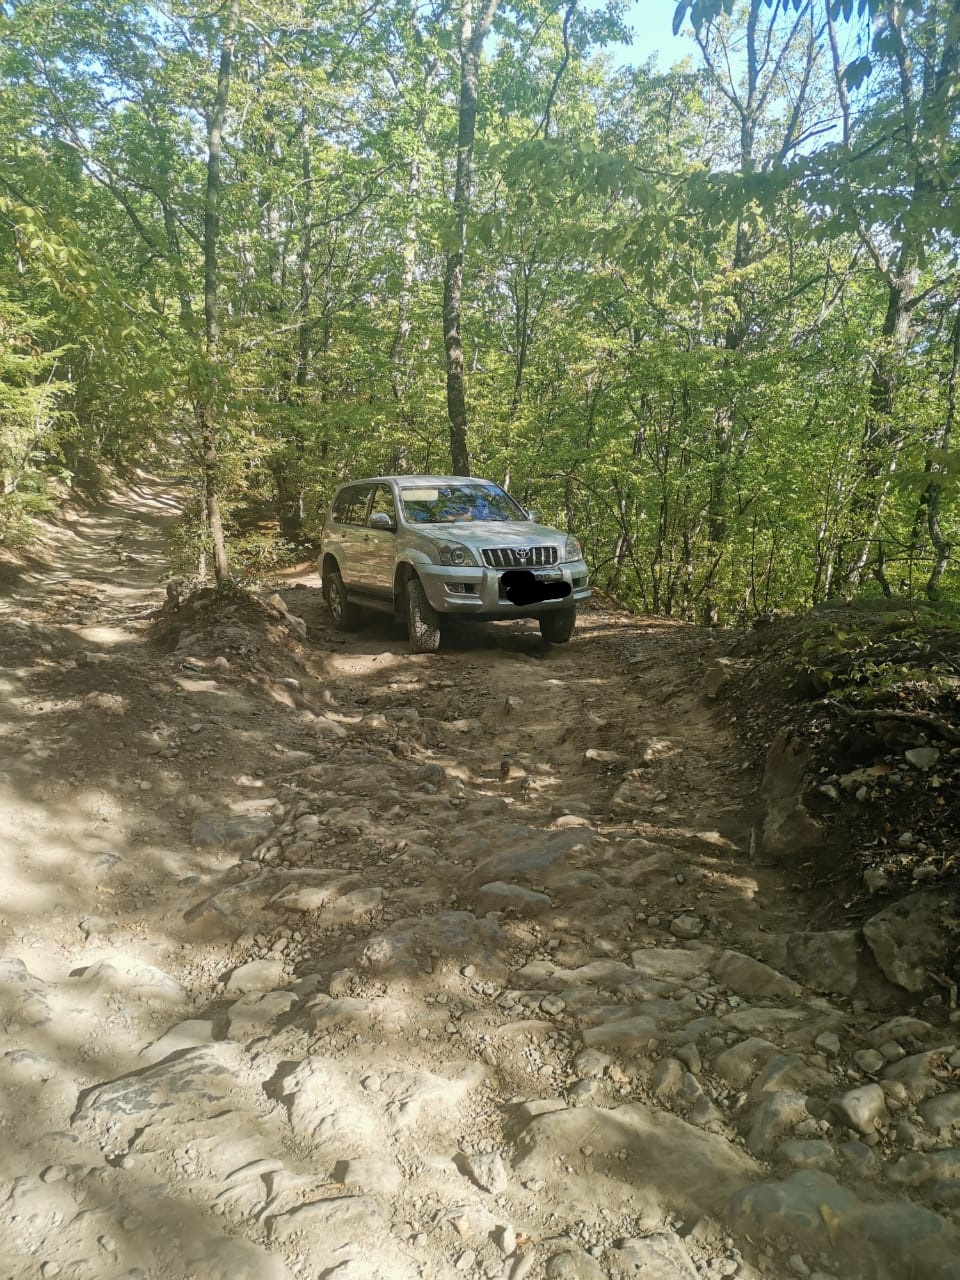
[417,559,591,618]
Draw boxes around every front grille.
[481,545,558,568]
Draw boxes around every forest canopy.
[1,0,958,621]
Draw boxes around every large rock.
[511,1102,759,1219]
[862,893,957,993]
[785,929,861,995]
[730,1170,960,1280]
[711,950,801,1000]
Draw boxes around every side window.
[331,486,356,523]
[368,485,396,525]
[334,485,373,525]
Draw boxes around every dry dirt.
[2,475,959,1280]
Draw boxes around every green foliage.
[0,0,956,617]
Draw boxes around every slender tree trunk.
[838,257,918,589]
[198,0,239,586]
[392,152,419,408]
[923,303,960,598]
[442,0,500,475]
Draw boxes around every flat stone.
[631,947,715,982]
[720,1006,810,1034]
[920,1092,960,1131]
[512,1101,759,1215]
[473,881,553,915]
[267,1194,384,1245]
[74,1045,236,1123]
[862,893,956,993]
[192,814,274,853]
[883,1050,953,1102]
[776,1140,838,1170]
[72,958,185,1003]
[225,959,286,994]
[307,995,408,1038]
[581,1016,661,1050]
[730,1169,960,1277]
[729,1169,858,1240]
[320,886,385,925]
[839,1140,876,1174]
[886,1149,960,1186]
[868,1016,935,1047]
[139,1020,214,1064]
[545,1250,605,1280]
[606,1231,698,1279]
[227,991,296,1040]
[333,1157,403,1197]
[670,915,704,940]
[468,829,596,891]
[711,950,801,1000]
[712,1038,780,1087]
[749,1054,833,1101]
[271,875,364,912]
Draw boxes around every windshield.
[399,483,527,524]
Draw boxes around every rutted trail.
[1,481,959,1280]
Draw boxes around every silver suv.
[318,475,590,652]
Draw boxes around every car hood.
[414,521,565,546]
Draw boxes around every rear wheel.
[406,575,441,652]
[539,607,576,644]
[325,569,360,631]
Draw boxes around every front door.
[337,484,375,588]
[360,483,398,595]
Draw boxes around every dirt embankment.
[1,480,959,1280]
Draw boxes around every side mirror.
[369,511,396,530]
[526,508,541,523]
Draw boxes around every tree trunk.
[838,258,918,589]
[922,303,960,598]
[442,0,500,476]
[198,0,239,586]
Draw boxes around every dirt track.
[2,478,959,1280]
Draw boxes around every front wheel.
[406,576,441,653]
[325,569,360,631]
[539,607,576,644]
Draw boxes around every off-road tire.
[406,575,441,653]
[325,569,360,631]
[539,607,576,644]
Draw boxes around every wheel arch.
[320,553,340,596]
[393,560,417,622]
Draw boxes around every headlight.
[437,542,478,567]
[562,535,583,563]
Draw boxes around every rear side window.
[332,485,373,525]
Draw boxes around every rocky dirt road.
[1,479,959,1280]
